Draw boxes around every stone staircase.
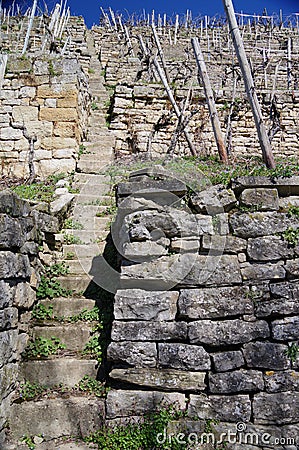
[5,31,116,450]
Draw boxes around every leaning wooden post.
[22,0,38,55]
[192,37,229,164]
[151,23,170,84]
[223,0,275,168]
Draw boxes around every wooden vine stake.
[223,0,276,168]
[22,0,38,55]
[192,37,229,164]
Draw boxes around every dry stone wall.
[0,190,59,447]
[106,169,299,448]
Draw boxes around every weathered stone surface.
[50,193,74,217]
[212,351,245,372]
[209,369,264,393]
[170,238,200,253]
[0,127,23,140]
[110,368,206,391]
[13,282,35,309]
[232,176,299,196]
[0,363,18,400]
[188,394,251,422]
[111,321,187,341]
[10,397,105,439]
[122,241,168,261]
[229,211,297,238]
[285,259,299,278]
[121,254,242,289]
[31,210,59,233]
[253,391,299,424]
[247,236,292,261]
[107,342,157,367]
[39,107,78,122]
[0,330,18,367]
[33,324,92,351]
[255,297,299,317]
[106,389,186,419]
[188,319,269,346]
[178,286,252,319]
[12,106,38,122]
[158,343,211,371]
[0,281,13,309]
[270,281,299,299]
[202,235,247,254]
[0,190,30,217]
[239,188,279,211]
[117,179,187,198]
[0,308,18,331]
[190,185,237,214]
[243,342,290,369]
[241,262,285,281]
[0,252,31,279]
[272,317,299,340]
[113,289,178,321]
[0,214,26,249]
[264,370,299,393]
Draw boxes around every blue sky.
[2,0,299,27]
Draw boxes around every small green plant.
[82,332,102,361]
[281,227,299,246]
[18,381,46,401]
[63,218,83,230]
[21,435,35,449]
[288,205,299,218]
[32,303,54,320]
[67,307,100,323]
[48,61,58,76]
[96,205,117,217]
[76,375,108,397]
[91,101,99,111]
[63,233,83,245]
[286,343,299,363]
[65,252,75,260]
[24,337,66,359]
[36,263,71,299]
[88,68,95,74]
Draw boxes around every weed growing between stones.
[23,337,66,359]
[82,323,103,362]
[62,233,83,245]
[63,218,83,230]
[281,227,299,246]
[12,173,71,203]
[285,343,299,364]
[18,381,45,400]
[36,263,72,299]
[76,375,109,397]
[21,434,36,449]
[32,303,54,320]
[287,206,299,218]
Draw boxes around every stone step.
[63,215,112,232]
[73,173,109,185]
[62,242,105,259]
[79,145,114,158]
[9,396,104,442]
[58,258,93,275]
[20,358,98,388]
[40,297,96,317]
[33,323,94,352]
[77,158,112,173]
[87,114,106,126]
[61,229,109,244]
[58,275,94,294]
[73,193,112,206]
[5,441,94,450]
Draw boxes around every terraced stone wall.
[0,190,58,446]
[106,169,299,448]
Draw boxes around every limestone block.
[178,286,252,319]
[0,127,23,140]
[239,188,279,211]
[232,176,299,196]
[52,148,75,159]
[41,137,77,150]
[106,389,186,419]
[202,235,247,254]
[209,370,264,393]
[111,320,187,341]
[19,86,36,98]
[229,211,297,238]
[31,210,59,233]
[272,317,299,340]
[107,342,157,367]
[255,297,299,318]
[110,368,206,391]
[243,342,290,369]
[0,330,18,367]
[188,319,270,346]
[39,107,78,122]
[158,343,211,371]
[0,252,31,279]
[212,351,245,372]
[12,106,38,122]
[37,85,77,99]
[0,280,13,309]
[190,185,237,214]
[285,258,299,278]
[50,193,74,217]
[33,324,92,352]
[170,238,200,253]
[0,363,18,400]
[0,190,30,217]
[270,281,299,299]
[13,282,35,309]
[114,289,178,321]
[241,262,285,281]
[25,120,53,138]
[44,98,57,108]
[253,392,299,424]
[14,137,31,152]
[247,236,293,261]
[57,96,78,108]
[37,158,76,177]
[188,394,251,422]
[33,150,52,161]
[0,214,25,249]
[53,122,78,138]
[0,114,10,124]
[264,370,299,393]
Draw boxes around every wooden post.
[151,23,170,83]
[222,0,275,168]
[192,37,229,164]
[287,37,292,91]
[22,0,38,55]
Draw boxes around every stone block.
[41,137,77,150]
[0,363,18,400]
[212,351,245,372]
[209,369,264,393]
[12,106,38,122]
[255,297,299,317]
[158,343,211,371]
[0,252,31,279]
[253,392,299,424]
[33,324,92,351]
[37,85,77,99]
[239,188,279,211]
[107,341,157,367]
[106,389,186,419]
[285,259,299,278]
[247,236,292,261]
[189,319,269,346]
[188,394,251,422]
[272,317,299,340]
[232,176,299,196]
[178,286,252,319]
[229,211,297,238]
[243,342,290,369]
[202,235,247,254]
[264,370,299,393]
[122,241,168,261]
[19,86,36,98]
[39,107,78,122]
[0,190,30,219]
[110,368,206,391]
[111,321,187,342]
[117,179,187,199]
[114,289,178,321]
[13,282,36,309]
[241,262,285,281]
[0,127,23,140]
[0,308,18,331]
[37,158,76,177]
[0,330,18,367]
[270,281,299,299]
[170,238,200,253]
[0,214,25,249]
[0,281,13,309]
[53,122,78,138]
[190,185,237,214]
[25,120,53,138]
[31,210,59,233]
